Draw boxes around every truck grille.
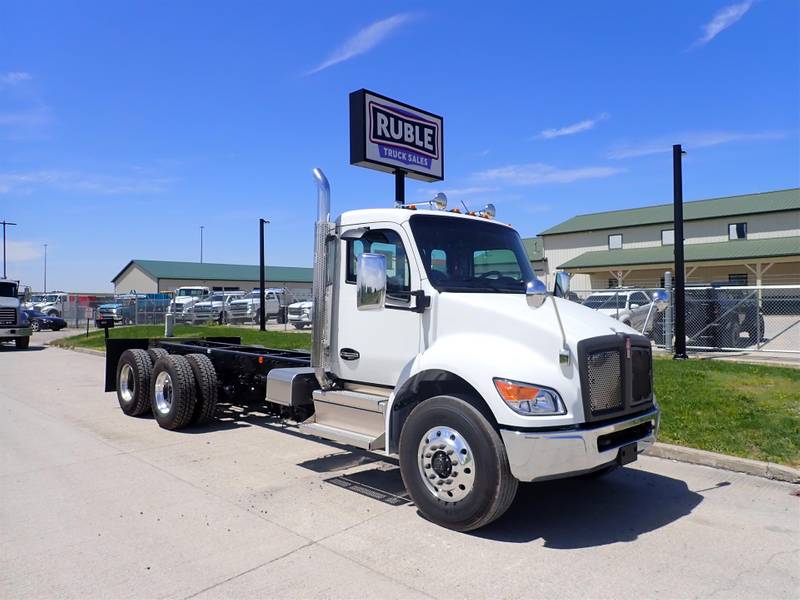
[288,308,302,317]
[579,335,654,422]
[0,307,16,326]
[585,350,623,412]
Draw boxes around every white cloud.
[5,240,43,263]
[0,170,173,195]
[0,72,32,88]
[535,113,609,140]
[691,1,753,48]
[307,13,415,75]
[607,130,788,159]
[474,163,623,186]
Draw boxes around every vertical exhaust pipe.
[311,168,333,389]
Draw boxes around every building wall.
[541,209,800,289]
[114,265,158,294]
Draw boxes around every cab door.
[333,224,421,387]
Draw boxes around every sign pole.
[394,170,405,206]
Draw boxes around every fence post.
[664,271,673,353]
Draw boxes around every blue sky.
[2,1,798,291]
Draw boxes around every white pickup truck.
[287,300,312,329]
[227,288,283,324]
[190,291,245,324]
[170,286,211,323]
[0,279,32,349]
[105,168,668,531]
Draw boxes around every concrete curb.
[645,442,800,484]
[47,343,105,357]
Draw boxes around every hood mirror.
[652,289,669,312]
[553,271,571,298]
[526,278,548,309]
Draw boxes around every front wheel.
[15,336,30,350]
[30,320,41,332]
[399,395,518,531]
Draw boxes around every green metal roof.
[113,260,313,284]
[540,188,800,236]
[522,236,545,261]
[559,236,800,270]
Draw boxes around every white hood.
[0,296,20,309]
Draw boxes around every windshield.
[0,281,18,298]
[45,294,61,302]
[409,215,534,293]
[209,294,223,302]
[178,289,205,297]
[30,294,46,302]
[584,294,627,309]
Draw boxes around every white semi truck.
[105,169,667,531]
[0,279,32,349]
[169,286,211,323]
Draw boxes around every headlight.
[493,378,566,416]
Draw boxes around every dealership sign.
[350,89,444,182]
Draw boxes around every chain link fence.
[569,284,800,354]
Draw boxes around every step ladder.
[298,389,387,451]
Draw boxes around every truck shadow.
[472,467,704,547]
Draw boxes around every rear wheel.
[150,355,197,430]
[147,347,168,365]
[15,336,30,349]
[116,349,152,416]
[399,395,518,531]
[185,353,218,424]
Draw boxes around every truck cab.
[0,279,32,349]
[24,292,68,317]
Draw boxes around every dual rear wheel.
[115,349,218,429]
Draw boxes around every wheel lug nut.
[424,463,431,469]
[446,479,452,485]
[425,453,432,458]
[437,480,444,486]
[446,449,454,455]
[428,474,436,479]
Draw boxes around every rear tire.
[185,353,218,424]
[147,347,169,365]
[399,395,518,531]
[150,355,197,430]
[15,336,30,349]
[116,349,152,416]
[31,321,41,332]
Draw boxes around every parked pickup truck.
[227,288,283,324]
[96,293,171,327]
[190,291,245,324]
[104,168,668,531]
[170,287,211,323]
[0,279,32,349]
[583,290,653,331]
[287,300,312,329]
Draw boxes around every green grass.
[654,358,800,467]
[51,324,312,352]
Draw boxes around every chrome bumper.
[0,326,32,338]
[500,408,659,482]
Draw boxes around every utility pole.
[200,225,204,263]
[43,243,48,292]
[672,144,688,359]
[1,219,17,279]
[259,218,270,331]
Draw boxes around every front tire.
[30,321,41,332]
[15,336,30,349]
[399,395,518,531]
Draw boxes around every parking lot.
[0,340,796,598]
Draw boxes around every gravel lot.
[1,339,798,599]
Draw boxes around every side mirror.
[553,271,571,298]
[526,278,548,309]
[630,303,640,309]
[652,290,669,312]
[356,253,387,311]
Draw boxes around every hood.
[99,303,122,309]
[290,301,312,309]
[0,296,20,309]
[174,297,197,305]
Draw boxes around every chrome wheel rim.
[418,426,476,502]
[119,363,135,403]
[154,371,173,415]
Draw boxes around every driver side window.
[346,229,411,301]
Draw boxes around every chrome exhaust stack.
[311,168,334,390]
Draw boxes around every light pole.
[259,218,270,331]
[200,225,204,263]
[673,144,688,360]
[43,243,48,292]
[1,219,17,279]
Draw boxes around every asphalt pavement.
[1,338,798,599]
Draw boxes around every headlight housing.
[493,378,566,416]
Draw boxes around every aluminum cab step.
[298,421,385,450]
[299,389,388,451]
